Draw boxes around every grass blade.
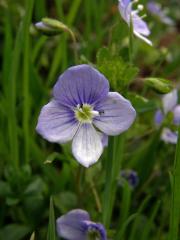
[22,0,35,163]
[102,135,124,228]
[141,200,161,240]
[47,197,56,240]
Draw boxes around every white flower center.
[75,104,99,123]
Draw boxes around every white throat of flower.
[87,227,101,240]
[75,104,99,123]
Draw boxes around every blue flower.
[120,169,139,188]
[56,209,107,240]
[147,1,174,26]
[36,65,136,167]
[155,90,180,144]
[118,0,152,45]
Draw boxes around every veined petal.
[100,133,109,147]
[162,89,178,114]
[173,105,180,125]
[133,14,151,36]
[53,64,109,107]
[161,128,178,144]
[94,92,136,136]
[118,0,131,22]
[56,209,90,240]
[36,100,79,143]
[72,124,103,167]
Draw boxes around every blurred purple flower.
[120,169,139,188]
[155,90,180,144]
[56,209,107,240]
[36,65,136,167]
[118,0,152,45]
[147,1,174,26]
[161,128,178,144]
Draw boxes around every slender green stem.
[129,15,133,63]
[168,127,180,240]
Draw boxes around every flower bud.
[144,77,173,94]
[35,18,75,38]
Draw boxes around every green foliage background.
[0,0,179,239]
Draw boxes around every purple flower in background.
[155,90,180,144]
[56,209,107,240]
[120,169,139,188]
[118,0,152,46]
[147,1,174,26]
[36,65,136,167]
[161,128,178,144]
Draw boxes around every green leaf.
[47,197,56,240]
[0,224,30,240]
[54,191,77,213]
[24,177,45,195]
[96,47,139,91]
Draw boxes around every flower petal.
[100,133,108,147]
[84,221,107,240]
[162,89,178,114]
[72,124,103,167]
[133,14,151,36]
[36,100,79,143]
[173,105,180,125]
[53,64,109,107]
[134,30,152,46]
[118,0,131,21]
[93,92,136,136]
[56,209,90,240]
[147,2,174,26]
[161,128,178,144]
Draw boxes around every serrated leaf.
[96,47,139,91]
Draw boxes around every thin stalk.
[129,15,134,63]
[89,179,102,213]
[168,127,180,240]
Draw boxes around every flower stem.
[89,179,102,213]
[129,15,134,63]
[102,135,125,228]
[168,126,180,240]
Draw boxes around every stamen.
[137,4,144,11]
[91,110,99,117]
